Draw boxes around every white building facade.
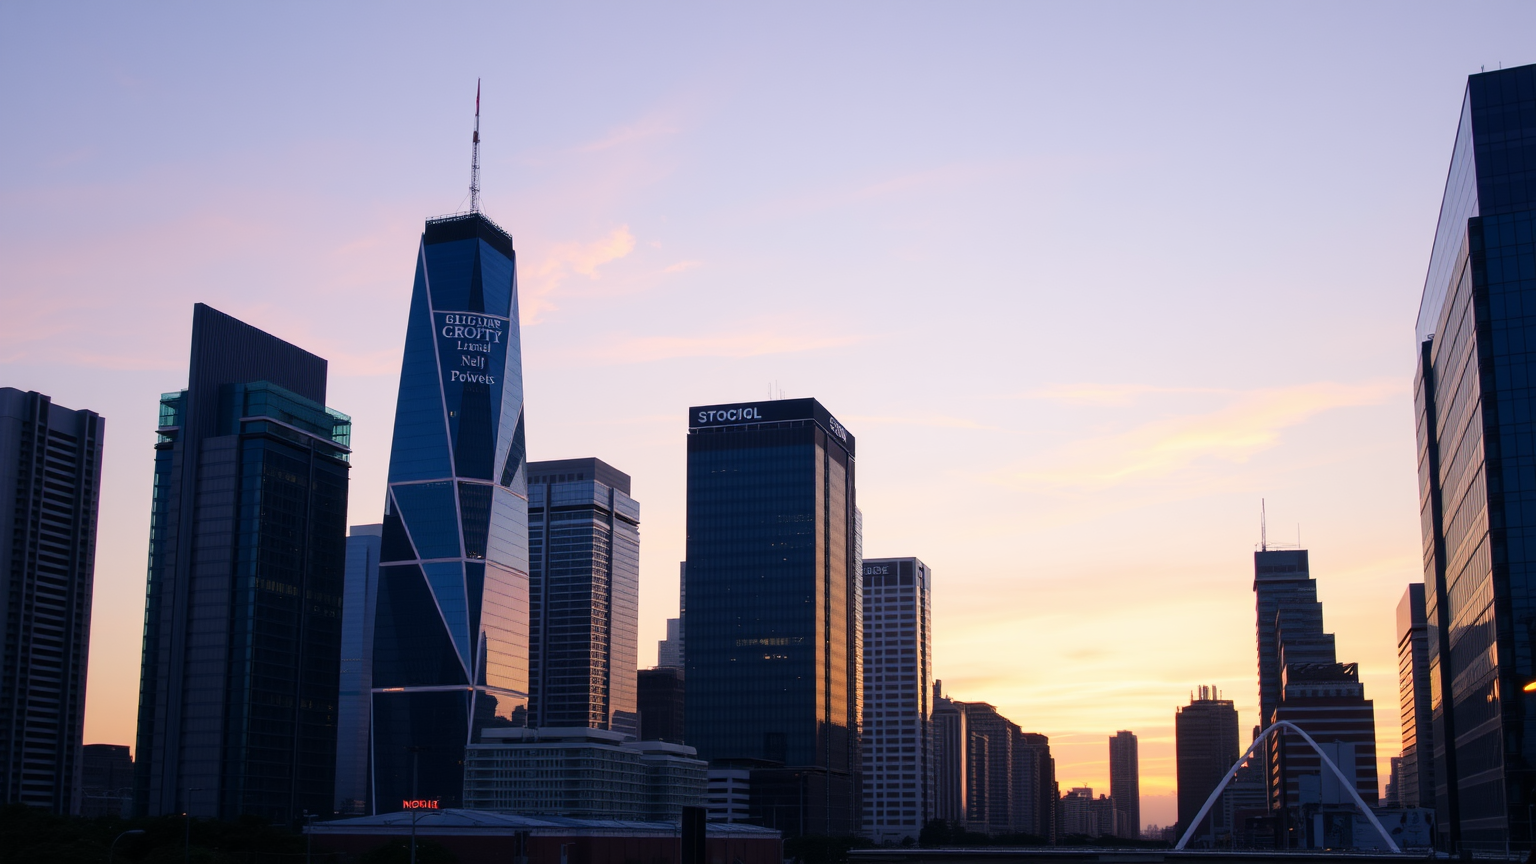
[861,557,935,842]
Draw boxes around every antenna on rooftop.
[469,79,482,213]
[1260,499,1267,551]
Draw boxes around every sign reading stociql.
[697,407,763,423]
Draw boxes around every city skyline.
[7,3,1536,828]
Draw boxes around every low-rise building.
[707,768,752,823]
[463,727,705,820]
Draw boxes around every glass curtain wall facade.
[335,524,381,815]
[371,212,530,812]
[860,557,933,842]
[525,458,639,736]
[684,398,861,836]
[0,389,103,814]
[1397,584,1435,809]
[134,304,350,821]
[1414,64,1536,850]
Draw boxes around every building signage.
[696,406,763,424]
[402,799,440,809]
[434,311,507,388]
[863,563,891,577]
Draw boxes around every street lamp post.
[110,829,145,864]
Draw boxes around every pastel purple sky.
[3,2,1532,829]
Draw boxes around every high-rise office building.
[932,681,967,825]
[1270,662,1378,811]
[1175,687,1239,840]
[1254,549,1335,734]
[1015,732,1056,842]
[684,398,860,836]
[1414,62,1536,850]
[134,304,350,821]
[371,211,531,812]
[1109,731,1140,840]
[860,557,934,842]
[638,666,685,744]
[335,524,382,816]
[1396,584,1434,809]
[658,619,683,669]
[526,458,639,736]
[0,389,103,814]
[931,683,1053,839]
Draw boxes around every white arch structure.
[1174,719,1399,853]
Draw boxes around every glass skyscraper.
[684,398,861,836]
[1396,584,1434,809]
[334,523,381,815]
[860,557,933,842]
[134,304,351,821]
[525,457,640,736]
[0,389,103,815]
[1414,63,1536,850]
[371,212,529,812]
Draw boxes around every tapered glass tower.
[370,212,529,811]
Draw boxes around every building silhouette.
[1396,584,1434,809]
[638,667,685,744]
[526,458,640,736]
[1413,62,1536,850]
[861,557,934,842]
[370,212,531,812]
[133,305,350,821]
[0,390,103,815]
[932,683,1054,840]
[78,744,133,818]
[683,399,861,835]
[1109,731,1140,840]
[335,524,382,815]
[1175,687,1239,841]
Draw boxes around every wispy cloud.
[844,413,998,431]
[1010,379,1404,489]
[523,226,637,324]
[663,260,702,273]
[578,117,680,153]
[1022,383,1229,406]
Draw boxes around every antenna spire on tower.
[469,79,481,213]
[1261,499,1268,551]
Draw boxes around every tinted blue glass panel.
[386,259,452,483]
[423,239,475,312]
[392,482,460,559]
[371,564,467,688]
[479,242,514,318]
[421,560,471,670]
[481,560,529,693]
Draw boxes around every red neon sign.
[402,799,440,809]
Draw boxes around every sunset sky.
[4,2,1534,828]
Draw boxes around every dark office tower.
[1175,687,1239,840]
[371,212,530,812]
[638,666,685,744]
[1109,731,1140,840]
[526,458,639,736]
[78,744,133,818]
[1414,63,1536,850]
[133,304,350,821]
[684,399,860,836]
[1253,549,1335,734]
[0,389,103,814]
[1270,662,1378,812]
[335,524,381,816]
[861,557,934,842]
[1015,732,1057,841]
[1397,584,1434,809]
[932,681,967,825]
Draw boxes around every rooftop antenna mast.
[1261,499,1268,551]
[469,79,481,213]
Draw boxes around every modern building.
[462,727,705,820]
[1109,731,1139,840]
[371,211,531,812]
[77,744,132,818]
[708,767,753,823]
[931,683,1053,839]
[526,458,639,736]
[1396,584,1434,809]
[1058,787,1118,838]
[638,666,685,744]
[861,557,934,842]
[1175,687,1239,841]
[658,618,683,669]
[683,398,861,836]
[1414,62,1536,850]
[133,304,351,821]
[1270,662,1378,811]
[0,389,103,815]
[335,524,382,816]
[1254,549,1335,735]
